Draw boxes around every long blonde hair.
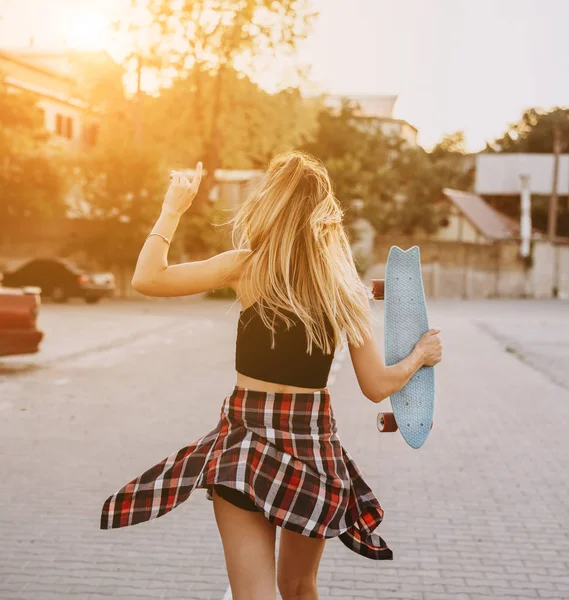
[227,151,373,355]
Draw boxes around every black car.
[2,259,115,304]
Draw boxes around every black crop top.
[235,302,336,389]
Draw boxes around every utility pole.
[549,124,561,298]
[128,0,144,147]
[548,124,561,240]
[135,52,143,147]
[519,174,532,297]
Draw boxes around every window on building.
[55,114,74,140]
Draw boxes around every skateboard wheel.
[377,412,398,433]
[371,279,385,300]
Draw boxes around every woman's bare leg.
[212,487,277,600]
[277,528,326,600]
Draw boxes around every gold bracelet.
[146,232,171,246]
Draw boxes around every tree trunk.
[194,64,226,214]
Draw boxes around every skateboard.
[371,246,434,449]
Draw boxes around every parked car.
[2,259,115,304]
[0,283,43,356]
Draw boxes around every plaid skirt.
[100,385,393,560]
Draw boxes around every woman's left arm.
[132,163,244,297]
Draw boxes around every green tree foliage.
[0,80,66,223]
[71,112,229,272]
[69,113,166,271]
[66,51,238,271]
[56,50,128,113]
[143,68,319,170]
[431,130,466,155]
[429,130,475,192]
[117,0,316,210]
[301,103,464,235]
[486,107,569,153]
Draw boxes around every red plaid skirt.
[100,385,393,560]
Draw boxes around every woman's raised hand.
[162,162,203,216]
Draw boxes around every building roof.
[4,75,87,108]
[442,188,543,241]
[7,48,117,79]
[0,48,73,82]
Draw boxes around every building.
[0,47,103,148]
[438,188,544,244]
[475,153,569,199]
[475,152,569,245]
[324,94,418,146]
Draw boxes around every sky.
[1,0,568,150]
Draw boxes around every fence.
[366,237,569,299]
[1,220,567,300]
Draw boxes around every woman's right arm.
[348,327,442,404]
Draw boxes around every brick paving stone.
[1,298,568,600]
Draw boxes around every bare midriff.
[235,371,328,394]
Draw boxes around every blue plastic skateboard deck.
[378,246,434,449]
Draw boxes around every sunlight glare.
[63,9,111,51]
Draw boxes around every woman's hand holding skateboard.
[414,329,442,367]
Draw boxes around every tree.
[430,130,467,157]
[70,109,230,281]
[69,114,166,285]
[486,107,569,153]
[301,102,454,236]
[143,68,320,170]
[115,0,317,211]
[0,80,66,224]
[428,130,475,192]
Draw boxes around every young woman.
[100,151,442,600]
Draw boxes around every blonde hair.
[227,151,373,355]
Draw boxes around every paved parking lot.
[0,297,568,600]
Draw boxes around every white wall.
[476,153,569,195]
